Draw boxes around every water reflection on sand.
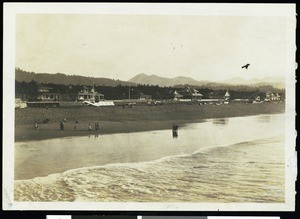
[212,118,229,125]
[15,114,284,180]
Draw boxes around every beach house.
[171,90,183,101]
[20,84,60,101]
[130,91,152,100]
[77,86,104,102]
[179,87,203,101]
[224,91,230,101]
[265,91,281,102]
[36,85,61,101]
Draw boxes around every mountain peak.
[136,73,148,77]
[128,73,208,87]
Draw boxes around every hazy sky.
[16,14,287,81]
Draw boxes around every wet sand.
[15,102,285,142]
[15,120,186,142]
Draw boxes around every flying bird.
[242,63,250,69]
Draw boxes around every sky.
[16,14,287,82]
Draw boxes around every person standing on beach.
[95,122,99,131]
[88,123,92,131]
[34,122,39,129]
[74,120,78,130]
[60,121,64,130]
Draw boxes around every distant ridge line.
[15,68,136,87]
[15,68,285,89]
[128,73,285,89]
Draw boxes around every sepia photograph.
[3,3,296,211]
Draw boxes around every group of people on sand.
[35,117,100,132]
[65,118,100,131]
[88,122,100,131]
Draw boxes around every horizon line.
[15,67,285,83]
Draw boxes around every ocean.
[14,114,285,202]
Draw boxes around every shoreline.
[14,133,285,202]
[15,113,285,181]
[15,102,285,142]
[15,120,190,142]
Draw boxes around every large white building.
[78,86,104,102]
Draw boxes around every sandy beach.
[15,114,285,202]
[15,102,285,142]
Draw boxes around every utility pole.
[129,84,130,100]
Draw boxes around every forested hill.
[15,68,136,87]
[15,68,284,94]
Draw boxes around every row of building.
[17,84,207,102]
[19,85,105,102]
[16,83,282,108]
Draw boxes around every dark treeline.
[15,68,135,87]
[15,80,285,100]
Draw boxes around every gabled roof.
[224,91,230,97]
[193,88,199,93]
